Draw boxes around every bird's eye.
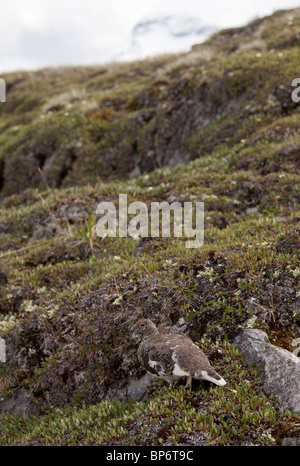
[139,322,145,327]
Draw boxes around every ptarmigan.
[133,319,226,389]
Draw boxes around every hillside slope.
[0,7,299,198]
[0,8,299,446]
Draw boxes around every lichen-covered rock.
[0,388,39,416]
[234,329,300,413]
[126,373,154,401]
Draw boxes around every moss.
[0,341,297,446]
[0,6,299,446]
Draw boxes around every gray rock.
[0,389,40,416]
[56,204,90,222]
[234,329,300,413]
[129,165,142,178]
[166,195,178,204]
[32,220,60,239]
[245,206,258,215]
[0,338,6,363]
[103,373,154,402]
[127,373,154,401]
[281,437,300,446]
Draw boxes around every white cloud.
[0,0,299,73]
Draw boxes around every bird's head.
[131,319,159,340]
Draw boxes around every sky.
[0,0,299,73]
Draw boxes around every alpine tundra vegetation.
[0,7,299,446]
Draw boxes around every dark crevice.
[132,139,138,153]
[35,153,47,170]
[0,159,5,193]
[56,150,77,188]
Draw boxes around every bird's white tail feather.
[197,370,226,386]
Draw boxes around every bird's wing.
[138,339,175,377]
[171,337,211,377]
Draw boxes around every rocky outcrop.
[1,9,300,199]
[234,329,300,413]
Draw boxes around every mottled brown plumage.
[133,319,226,388]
